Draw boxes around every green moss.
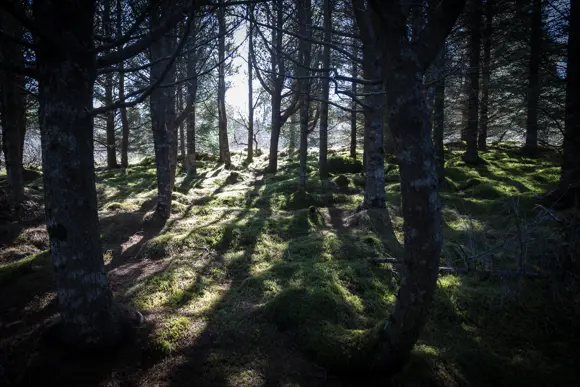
[0,250,50,285]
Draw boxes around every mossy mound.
[327,156,363,174]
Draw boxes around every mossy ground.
[1,145,579,386]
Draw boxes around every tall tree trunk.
[267,0,285,174]
[186,41,198,179]
[289,113,297,159]
[559,0,580,202]
[117,0,130,169]
[0,10,26,208]
[178,86,186,161]
[478,0,493,151]
[319,0,331,180]
[150,12,172,219]
[460,76,470,141]
[34,0,120,347]
[103,0,118,169]
[247,4,254,162]
[352,0,464,374]
[361,49,386,208]
[524,0,542,154]
[433,48,446,184]
[269,92,282,171]
[218,0,231,167]
[165,32,178,191]
[350,48,358,159]
[298,0,312,190]
[463,0,482,164]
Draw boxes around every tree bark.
[186,36,198,179]
[559,0,580,201]
[165,32,178,191]
[350,47,358,159]
[433,48,446,184]
[218,0,231,167]
[149,8,172,219]
[298,0,312,190]
[178,85,186,162]
[524,0,542,154]
[478,0,493,151]
[352,0,464,374]
[103,0,118,169]
[0,10,26,207]
[361,46,386,208]
[463,0,482,164]
[319,0,332,181]
[247,4,254,163]
[117,0,130,169]
[34,0,120,347]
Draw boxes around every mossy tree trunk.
[352,0,465,375]
[0,10,26,208]
[34,0,121,347]
[463,0,482,164]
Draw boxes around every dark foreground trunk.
[0,11,26,207]
[558,0,580,204]
[34,0,121,348]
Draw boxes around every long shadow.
[163,175,275,386]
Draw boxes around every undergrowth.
[1,144,579,386]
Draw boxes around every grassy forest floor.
[1,143,580,386]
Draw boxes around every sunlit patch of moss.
[0,250,50,285]
[103,201,140,212]
[152,315,191,354]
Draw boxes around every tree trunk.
[289,113,297,159]
[218,0,231,167]
[361,48,386,208]
[524,0,542,154]
[298,0,312,190]
[178,86,186,162]
[150,13,172,219]
[463,0,482,164]
[34,0,120,347]
[559,0,580,201]
[247,4,254,163]
[350,49,358,160]
[352,0,464,374]
[478,0,493,151]
[117,0,130,169]
[319,0,331,181]
[186,42,198,179]
[103,0,118,169]
[0,10,26,208]
[433,48,446,184]
[165,33,178,191]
